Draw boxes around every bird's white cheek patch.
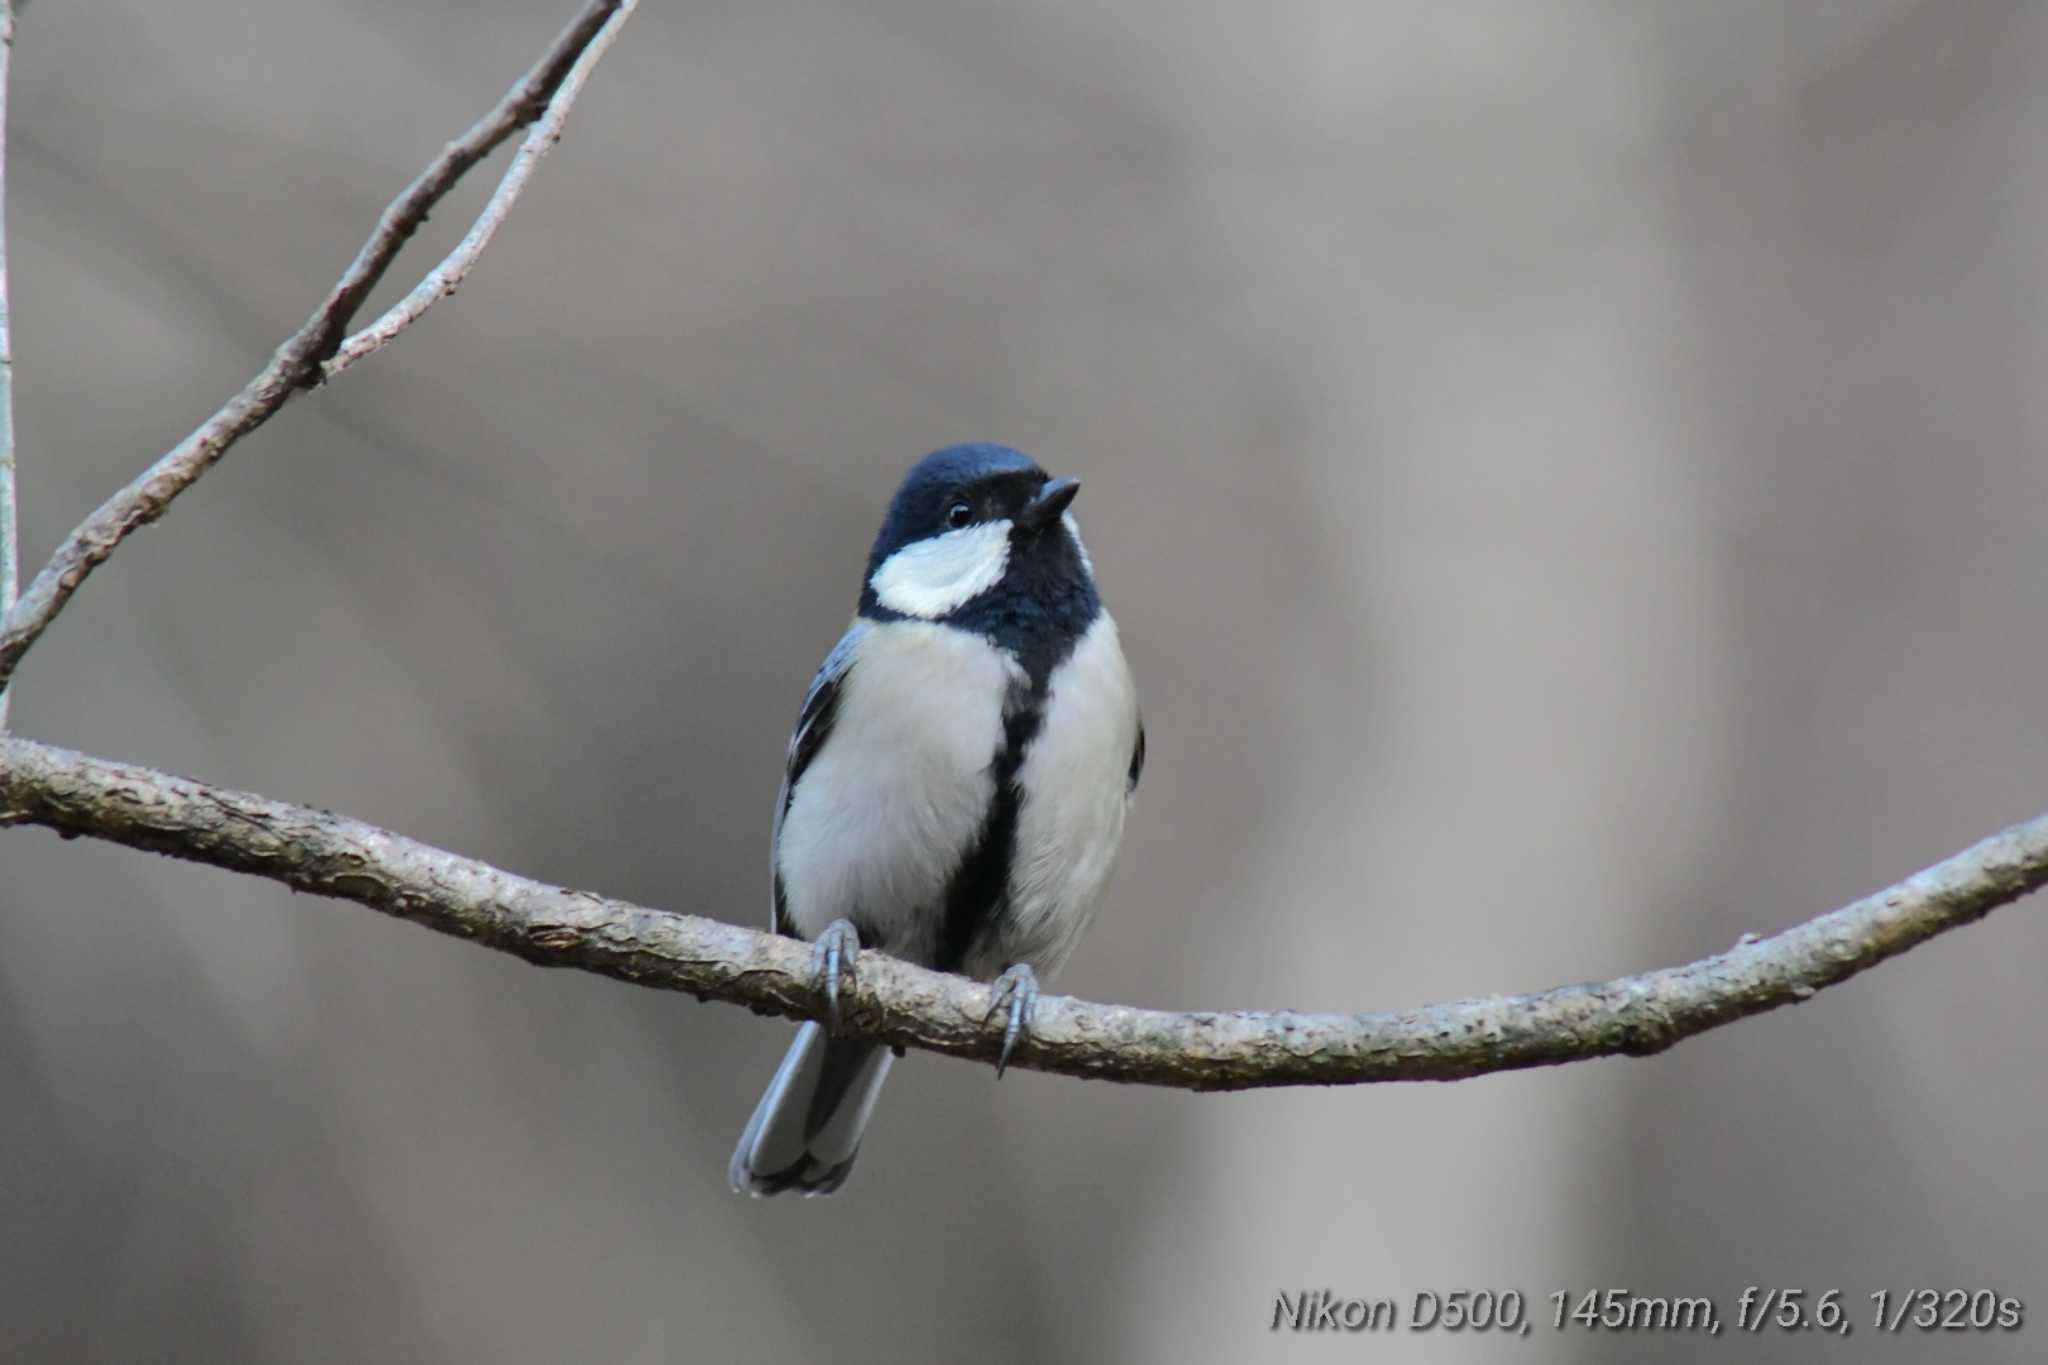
[869,520,1012,618]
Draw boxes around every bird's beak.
[1019,477,1080,534]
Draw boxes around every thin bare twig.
[0,0,633,700]
[3,735,2043,1091]
[323,0,639,381]
[0,4,17,732]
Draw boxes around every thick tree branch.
[0,0,631,700]
[4,735,2043,1090]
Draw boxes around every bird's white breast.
[971,610,1140,979]
[776,619,1020,958]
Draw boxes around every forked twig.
[0,0,636,700]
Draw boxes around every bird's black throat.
[859,519,1100,690]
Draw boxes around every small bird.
[730,443,1143,1197]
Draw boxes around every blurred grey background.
[4,1,2045,1361]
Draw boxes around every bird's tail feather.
[730,1021,893,1197]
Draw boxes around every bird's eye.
[945,500,974,529]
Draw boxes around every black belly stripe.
[936,679,1042,973]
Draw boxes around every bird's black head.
[859,443,1100,670]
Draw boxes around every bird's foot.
[985,962,1041,1079]
[810,919,862,1032]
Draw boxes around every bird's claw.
[811,919,862,1032]
[985,962,1040,1079]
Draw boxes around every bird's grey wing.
[770,620,868,936]
[1127,718,1146,793]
